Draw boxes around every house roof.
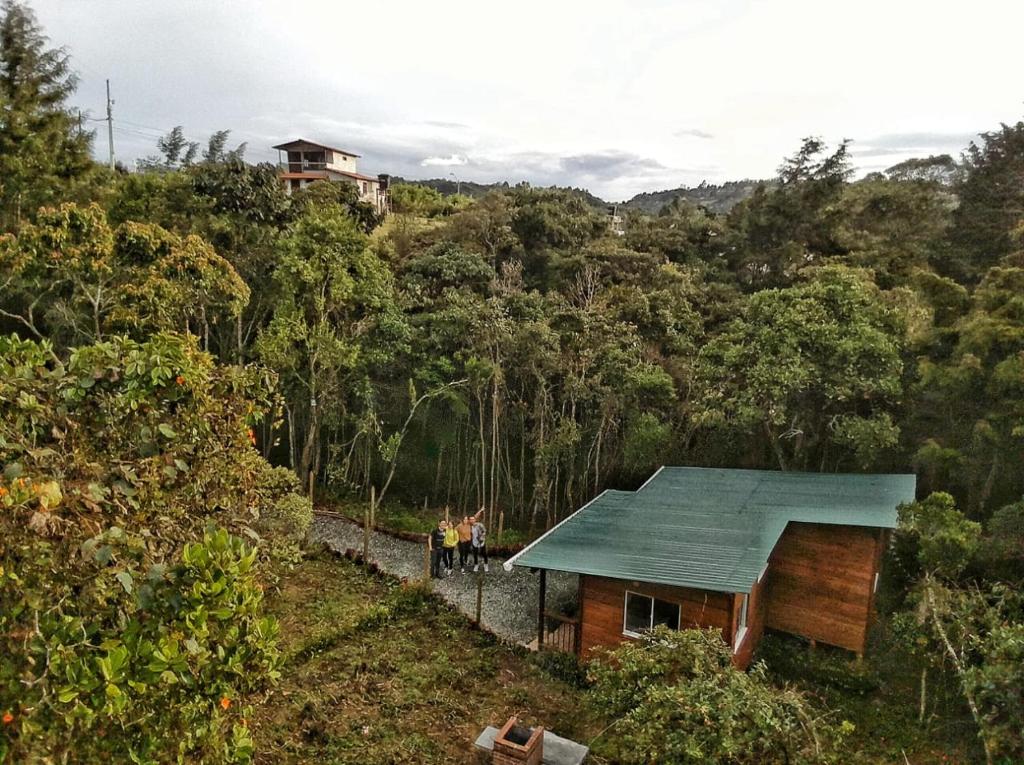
[505,466,916,594]
[272,138,361,157]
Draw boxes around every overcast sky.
[34,0,1024,201]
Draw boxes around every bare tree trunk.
[490,376,500,515]
[766,422,789,471]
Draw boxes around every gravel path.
[310,516,578,646]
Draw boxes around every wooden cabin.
[505,466,916,668]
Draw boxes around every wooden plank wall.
[763,522,883,654]
[579,575,733,659]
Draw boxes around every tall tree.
[948,121,1024,280]
[0,0,93,229]
[693,265,904,471]
[255,205,407,489]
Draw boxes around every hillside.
[396,176,768,216]
[391,176,610,211]
[620,179,767,214]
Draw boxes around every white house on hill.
[273,138,389,214]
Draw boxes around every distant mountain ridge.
[619,179,767,214]
[394,177,768,215]
[390,177,609,211]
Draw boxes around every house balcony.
[281,161,330,173]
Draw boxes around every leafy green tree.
[725,138,852,287]
[289,178,380,233]
[896,492,982,580]
[949,120,1024,280]
[0,203,249,350]
[587,627,849,764]
[0,0,94,229]
[255,205,407,488]
[138,125,200,171]
[912,262,1024,514]
[389,182,448,217]
[202,128,246,164]
[445,191,516,265]
[694,265,904,470]
[624,196,728,268]
[894,493,1022,764]
[833,176,953,287]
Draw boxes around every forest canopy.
[1,1,1023,761]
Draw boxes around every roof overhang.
[272,138,361,157]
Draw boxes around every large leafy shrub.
[0,333,299,763]
[587,627,849,764]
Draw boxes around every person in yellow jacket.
[442,516,459,576]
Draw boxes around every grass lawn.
[253,554,598,764]
[254,552,985,764]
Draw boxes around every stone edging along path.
[309,512,576,646]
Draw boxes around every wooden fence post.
[475,575,483,625]
[363,506,370,563]
[497,511,504,547]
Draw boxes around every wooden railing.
[540,610,580,655]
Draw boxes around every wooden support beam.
[538,569,547,650]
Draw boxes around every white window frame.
[622,590,681,638]
[733,593,750,652]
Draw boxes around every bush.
[587,627,849,765]
[0,333,294,763]
[531,650,589,688]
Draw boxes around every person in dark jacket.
[429,520,447,579]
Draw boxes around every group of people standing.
[429,508,489,578]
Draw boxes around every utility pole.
[105,79,115,170]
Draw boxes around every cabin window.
[734,593,749,651]
[623,591,680,637]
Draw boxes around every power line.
[118,118,169,134]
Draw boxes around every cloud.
[423,120,470,129]
[560,150,667,179]
[421,154,469,167]
[851,131,979,159]
[674,128,714,139]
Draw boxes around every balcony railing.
[539,610,580,655]
[281,161,329,173]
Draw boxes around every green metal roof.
[506,466,917,594]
